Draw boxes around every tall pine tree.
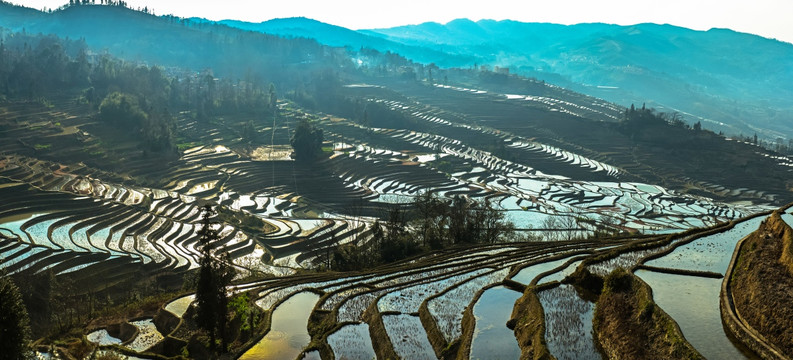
[0,273,31,359]
[194,204,236,353]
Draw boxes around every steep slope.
[594,268,703,359]
[0,3,343,87]
[724,211,793,357]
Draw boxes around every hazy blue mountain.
[2,3,791,139]
[207,17,476,67]
[363,19,793,139]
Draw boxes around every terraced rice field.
[0,87,770,290]
[644,216,765,274]
[636,270,750,359]
[155,236,657,359]
[240,291,319,360]
[116,213,768,359]
[315,88,766,236]
[468,286,522,359]
[539,284,599,360]
[623,214,775,358]
[0,76,784,359]
[85,236,650,359]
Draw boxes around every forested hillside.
[0,1,348,89]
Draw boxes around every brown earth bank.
[729,212,793,356]
[593,268,703,360]
[508,284,554,360]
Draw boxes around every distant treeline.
[315,193,516,271]
[620,104,793,155]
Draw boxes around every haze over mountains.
[2,2,791,141]
[4,3,793,359]
[217,17,793,141]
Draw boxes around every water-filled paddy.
[428,268,510,343]
[646,216,764,274]
[538,284,599,360]
[503,209,552,230]
[127,319,163,352]
[327,323,377,360]
[0,212,48,241]
[469,286,522,360]
[377,269,490,313]
[781,213,793,228]
[382,314,436,360]
[511,257,573,284]
[22,217,65,247]
[86,328,122,346]
[240,291,318,360]
[302,350,321,360]
[536,260,583,284]
[164,294,194,317]
[337,289,386,323]
[635,269,750,359]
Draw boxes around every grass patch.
[176,142,198,151]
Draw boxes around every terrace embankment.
[724,212,793,358]
[508,284,553,360]
[593,268,702,360]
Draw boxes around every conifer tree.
[0,273,31,359]
[194,204,236,353]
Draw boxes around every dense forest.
[0,30,285,153]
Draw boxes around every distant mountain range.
[218,17,793,140]
[202,17,476,67]
[1,2,791,140]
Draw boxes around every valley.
[0,2,792,359]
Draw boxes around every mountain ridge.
[358,19,793,139]
[204,15,793,140]
[1,2,791,140]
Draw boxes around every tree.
[542,214,579,241]
[242,119,256,142]
[449,195,473,244]
[0,273,31,359]
[378,204,420,263]
[98,92,147,128]
[415,191,448,249]
[268,83,277,110]
[195,205,236,353]
[98,92,174,152]
[290,119,324,161]
[141,106,175,152]
[475,199,512,244]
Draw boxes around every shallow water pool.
[469,286,522,360]
[635,269,751,359]
[240,291,319,360]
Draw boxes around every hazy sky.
[11,0,793,44]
